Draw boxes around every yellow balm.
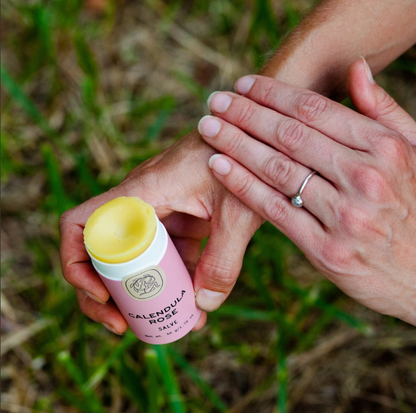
[84,197,157,264]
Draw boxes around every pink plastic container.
[87,218,201,344]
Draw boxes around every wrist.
[258,27,349,100]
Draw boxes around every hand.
[198,58,416,325]
[59,131,262,334]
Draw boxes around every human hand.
[59,131,262,334]
[198,58,416,325]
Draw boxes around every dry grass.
[1,1,416,412]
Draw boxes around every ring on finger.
[291,171,317,208]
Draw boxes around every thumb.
[193,195,262,312]
[347,57,416,145]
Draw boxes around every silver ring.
[291,171,317,208]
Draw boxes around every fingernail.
[361,56,375,85]
[234,76,256,95]
[196,288,225,312]
[84,290,106,304]
[198,115,222,138]
[102,323,123,335]
[208,154,231,176]
[207,92,232,113]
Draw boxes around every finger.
[75,288,128,335]
[347,57,416,145]
[198,115,340,227]
[192,311,208,331]
[60,215,111,303]
[194,193,263,312]
[207,154,326,256]
[230,75,388,151]
[207,92,355,184]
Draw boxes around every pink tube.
[87,218,201,344]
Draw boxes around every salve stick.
[84,197,201,344]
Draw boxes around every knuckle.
[277,119,306,153]
[197,254,238,289]
[264,156,292,188]
[376,93,400,118]
[61,268,72,284]
[295,92,329,123]
[222,130,244,155]
[58,209,71,231]
[262,81,277,105]
[233,172,256,198]
[319,241,354,275]
[379,134,409,162]
[338,206,371,237]
[77,294,90,316]
[262,195,288,225]
[236,103,255,126]
[352,165,390,202]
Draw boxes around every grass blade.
[75,152,103,196]
[146,348,160,413]
[56,387,95,413]
[84,330,137,391]
[245,259,276,311]
[173,71,209,101]
[117,356,149,412]
[1,65,54,137]
[57,351,106,413]
[170,348,227,412]
[216,305,301,338]
[215,304,275,321]
[41,144,74,215]
[144,108,173,143]
[1,133,18,182]
[76,316,89,381]
[281,277,372,335]
[295,311,334,353]
[74,33,99,82]
[153,344,186,413]
[276,332,288,413]
[250,0,280,46]
[282,0,301,29]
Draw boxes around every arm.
[260,0,416,98]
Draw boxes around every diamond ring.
[291,171,317,208]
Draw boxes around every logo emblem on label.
[123,266,166,301]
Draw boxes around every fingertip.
[102,322,125,335]
[360,56,375,85]
[76,289,128,333]
[195,288,226,312]
[84,290,108,304]
[208,154,232,176]
[347,58,371,92]
[347,57,377,115]
[234,75,256,95]
[192,311,207,331]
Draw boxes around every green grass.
[2,1,416,412]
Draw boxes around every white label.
[122,266,166,301]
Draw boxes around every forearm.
[260,0,416,98]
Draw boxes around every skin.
[259,0,416,98]
[59,0,416,334]
[199,59,416,325]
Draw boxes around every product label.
[122,266,166,301]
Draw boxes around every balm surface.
[84,197,157,263]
